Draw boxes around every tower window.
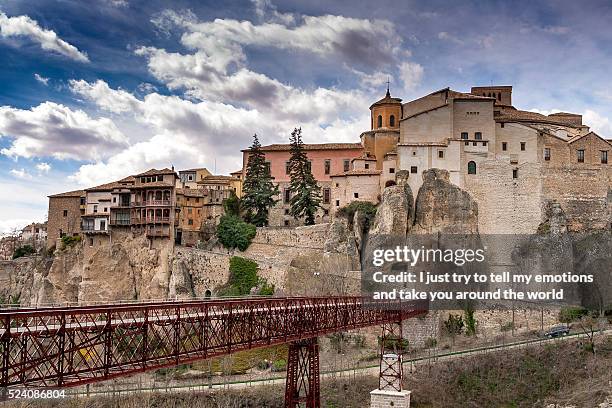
[520,142,526,151]
[577,149,585,163]
[377,115,382,128]
[467,161,477,175]
[389,115,395,127]
[502,142,507,151]
[601,150,608,164]
[513,169,518,179]
[544,148,551,161]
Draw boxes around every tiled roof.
[567,131,612,146]
[548,112,581,117]
[369,89,402,109]
[448,90,494,101]
[495,108,579,127]
[86,176,135,192]
[248,143,363,152]
[48,189,85,198]
[179,167,209,173]
[201,175,238,181]
[134,168,177,177]
[330,169,381,177]
[230,169,243,175]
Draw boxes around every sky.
[1,0,612,233]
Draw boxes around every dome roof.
[369,89,402,110]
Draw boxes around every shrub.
[559,306,588,323]
[336,201,377,229]
[216,215,256,251]
[257,278,275,296]
[463,304,477,336]
[272,359,287,372]
[61,235,81,249]
[222,194,242,217]
[12,245,36,259]
[444,314,464,336]
[226,256,259,296]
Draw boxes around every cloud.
[0,218,31,235]
[69,79,141,114]
[583,110,612,137]
[0,101,128,160]
[398,61,424,91]
[437,31,464,45]
[36,162,51,173]
[34,73,49,85]
[9,168,32,179]
[0,11,89,62]
[251,0,294,24]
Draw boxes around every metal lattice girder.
[379,320,404,392]
[0,297,426,388]
[284,337,320,408]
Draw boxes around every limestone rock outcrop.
[413,168,479,234]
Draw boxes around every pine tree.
[241,134,279,227]
[288,128,322,225]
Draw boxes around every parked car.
[543,324,570,338]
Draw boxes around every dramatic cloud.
[398,61,424,91]
[34,73,49,85]
[0,102,128,160]
[69,79,140,114]
[0,11,89,62]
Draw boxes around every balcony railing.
[81,225,109,234]
[131,200,172,207]
[131,217,171,224]
[109,219,131,226]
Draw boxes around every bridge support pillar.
[370,321,411,408]
[284,337,320,408]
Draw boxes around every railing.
[109,219,131,226]
[131,217,171,224]
[81,226,108,233]
[131,200,172,207]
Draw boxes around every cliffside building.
[46,189,85,249]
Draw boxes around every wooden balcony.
[81,225,109,235]
[130,217,171,224]
[131,200,172,207]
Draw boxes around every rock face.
[369,182,413,237]
[413,168,479,234]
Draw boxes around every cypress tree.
[288,128,322,225]
[241,134,279,226]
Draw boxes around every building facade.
[46,190,85,249]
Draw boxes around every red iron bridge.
[0,296,427,407]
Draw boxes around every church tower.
[369,83,402,130]
[361,84,402,170]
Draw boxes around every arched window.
[205,289,212,298]
[468,161,477,175]
[377,115,383,128]
[389,115,395,127]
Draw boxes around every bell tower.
[370,81,402,130]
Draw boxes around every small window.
[265,162,271,174]
[544,148,551,161]
[188,208,192,214]
[285,162,291,175]
[502,142,507,151]
[461,132,468,140]
[601,150,608,164]
[284,209,289,215]
[513,169,518,179]
[520,142,526,151]
[354,192,359,199]
[501,123,505,128]
[324,159,331,175]
[63,210,68,217]
[323,188,330,204]
[113,197,116,203]
[410,166,417,174]
[475,132,482,140]
[438,150,444,159]
[365,163,370,169]
[188,219,193,225]
[343,160,350,172]
[284,188,291,204]
[377,115,382,128]
[389,168,395,174]
[389,115,395,127]
[93,205,98,213]
[89,238,93,247]
[467,161,477,175]
[336,200,340,207]
[323,209,329,215]
[284,220,290,226]
[577,149,585,163]
[103,207,107,213]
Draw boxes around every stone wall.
[47,194,83,249]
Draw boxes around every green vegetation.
[60,235,81,249]
[12,244,35,259]
[222,193,242,217]
[336,201,377,230]
[241,133,280,227]
[559,306,589,323]
[216,215,256,251]
[463,303,477,336]
[287,128,322,225]
[217,256,275,297]
[377,335,409,353]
